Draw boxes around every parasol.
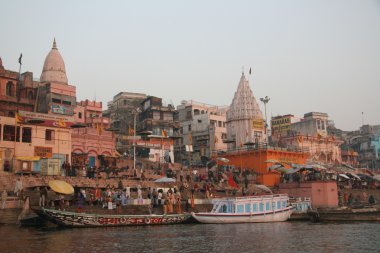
[216,157,229,163]
[254,184,273,193]
[264,159,279,163]
[154,177,176,183]
[48,180,74,195]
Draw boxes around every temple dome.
[40,38,68,84]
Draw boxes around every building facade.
[279,112,343,164]
[175,100,228,165]
[345,125,380,170]
[136,96,176,164]
[104,92,147,153]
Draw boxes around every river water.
[1,210,380,253]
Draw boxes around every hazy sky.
[1,0,379,131]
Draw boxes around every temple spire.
[52,37,57,49]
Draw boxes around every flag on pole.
[162,129,168,138]
[214,135,219,144]
[15,112,23,124]
[18,53,22,65]
[188,132,192,142]
[249,67,252,75]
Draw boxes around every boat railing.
[220,194,289,202]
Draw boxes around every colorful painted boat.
[32,207,192,227]
[191,194,293,224]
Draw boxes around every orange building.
[216,147,309,186]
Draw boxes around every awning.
[16,156,40,161]
[349,173,362,180]
[339,174,350,180]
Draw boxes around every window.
[160,112,164,120]
[198,119,202,123]
[22,127,32,143]
[266,202,270,211]
[237,204,244,213]
[52,98,61,104]
[245,203,251,213]
[78,112,82,119]
[277,201,281,210]
[259,202,264,212]
[28,91,34,100]
[188,125,191,131]
[282,201,286,208]
[45,129,54,141]
[6,82,14,96]
[62,100,71,105]
[253,203,257,212]
[3,125,20,141]
[218,121,222,127]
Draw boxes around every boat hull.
[308,207,380,222]
[32,208,192,227]
[192,207,293,224]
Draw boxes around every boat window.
[253,203,257,212]
[277,201,281,209]
[221,204,227,213]
[259,203,264,212]
[282,201,286,208]
[245,203,251,213]
[266,202,270,211]
[237,205,244,213]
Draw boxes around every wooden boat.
[32,207,192,227]
[308,205,380,222]
[191,194,293,224]
[289,197,312,220]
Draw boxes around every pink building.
[72,99,115,168]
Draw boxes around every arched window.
[6,82,13,96]
[78,112,82,119]
[28,91,34,100]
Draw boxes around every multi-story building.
[346,125,380,170]
[104,92,146,153]
[136,96,176,163]
[271,114,300,138]
[175,100,228,165]
[71,99,115,168]
[280,112,343,164]
[0,58,38,117]
[0,39,116,172]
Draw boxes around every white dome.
[40,39,68,84]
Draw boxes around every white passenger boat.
[191,194,293,224]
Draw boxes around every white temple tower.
[226,72,266,149]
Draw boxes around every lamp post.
[260,96,270,143]
[133,108,141,170]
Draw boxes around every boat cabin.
[210,194,290,215]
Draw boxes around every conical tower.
[226,72,266,149]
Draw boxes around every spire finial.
[52,37,57,49]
